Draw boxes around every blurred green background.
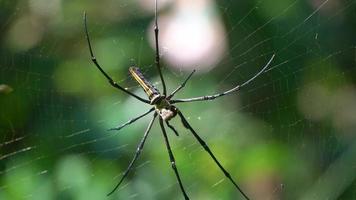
[1,0,356,199]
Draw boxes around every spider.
[83,1,274,199]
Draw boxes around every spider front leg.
[159,118,190,200]
[107,113,157,196]
[167,70,196,100]
[153,0,167,96]
[177,111,250,200]
[108,107,155,131]
[83,12,150,104]
[171,54,275,104]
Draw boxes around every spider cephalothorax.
[154,98,177,121]
[84,0,275,199]
[128,66,178,121]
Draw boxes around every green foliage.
[0,0,355,199]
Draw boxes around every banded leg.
[107,113,157,196]
[171,54,275,104]
[84,12,150,104]
[159,118,189,200]
[154,0,167,95]
[108,107,155,131]
[167,70,196,99]
[177,111,250,200]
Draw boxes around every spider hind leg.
[177,110,251,200]
[159,118,189,200]
[107,114,157,196]
[166,121,179,136]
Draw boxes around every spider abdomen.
[129,67,161,104]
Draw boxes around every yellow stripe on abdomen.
[129,67,160,100]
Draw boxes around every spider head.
[154,98,177,121]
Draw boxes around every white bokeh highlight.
[148,0,227,72]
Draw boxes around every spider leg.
[177,111,250,200]
[108,107,155,131]
[171,54,275,104]
[167,70,196,100]
[154,0,167,96]
[166,121,179,136]
[107,113,157,196]
[159,118,189,200]
[83,12,150,104]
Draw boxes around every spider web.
[1,0,356,200]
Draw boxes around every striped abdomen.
[129,67,161,103]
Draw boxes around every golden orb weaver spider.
[84,1,275,199]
